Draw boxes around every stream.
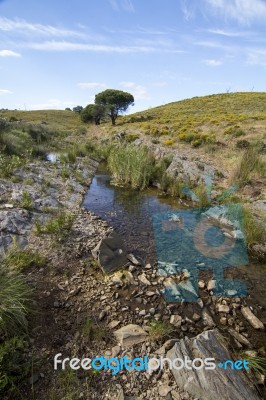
[83,163,266,310]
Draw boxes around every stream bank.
[0,154,265,399]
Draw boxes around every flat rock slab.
[114,324,148,347]
[92,231,128,274]
[167,329,259,400]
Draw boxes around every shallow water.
[83,164,266,309]
[83,164,188,263]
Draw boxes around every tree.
[95,89,134,125]
[80,104,105,125]
[73,105,83,113]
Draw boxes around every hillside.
[0,92,266,399]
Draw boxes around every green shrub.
[20,191,33,210]
[0,336,30,394]
[82,319,105,341]
[224,126,245,137]
[0,155,24,178]
[34,211,74,241]
[235,139,250,149]
[148,320,174,341]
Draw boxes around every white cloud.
[0,89,13,95]
[25,41,179,53]
[0,49,21,57]
[108,0,135,12]
[247,49,266,67]
[207,28,250,37]
[77,82,107,90]
[29,98,76,110]
[203,59,223,66]
[205,0,266,24]
[120,82,150,100]
[181,0,197,20]
[0,17,86,38]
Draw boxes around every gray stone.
[228,328,252,347]
[167,329,259,400]
[241,307,264,330]
[114,324,148,347]
[92,231,128,274]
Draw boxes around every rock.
[138,273,151,286]
[127,253,140,265]
[170,315,182,327]
[198,280,205,289]
[192,313,201,322]
[92,231,128,274]
[167,329,260,400]
[220,317,227,326]
[241,307,264,330]
[228,328,252,347]
[158,385,172,397]
[112,345,121,357]
[171,390,181,400]
[113,324,148,347]
[99,310,106,321]
[108,320,121,329]
[207,279,216,291]
[216,304,230,313]
[202,309,215,328]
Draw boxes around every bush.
[235,139,250,149]
[0,155,24,178]
[0,336,30,394]
[224,126,245,137]
[164,139,175,146]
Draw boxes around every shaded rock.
[167,329,259,400]
[92,231,128,274]
[202,309,215,328]
[241,307,264,330]
[228,328,252,347]
[113,324,148,347]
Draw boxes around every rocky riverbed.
[0,153,265,399]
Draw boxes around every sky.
[0,0,266,112]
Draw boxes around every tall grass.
[233,146,265,187]
[0,263,31,334]
[107,144,155,189]
[243,207,266,248]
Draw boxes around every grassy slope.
[1,92,265,177]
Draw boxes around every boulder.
[167,329,260,400]
[92,231,128,274]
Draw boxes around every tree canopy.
[80,104,105,125]
[95,89,134,125]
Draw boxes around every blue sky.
[0,0,266,112]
